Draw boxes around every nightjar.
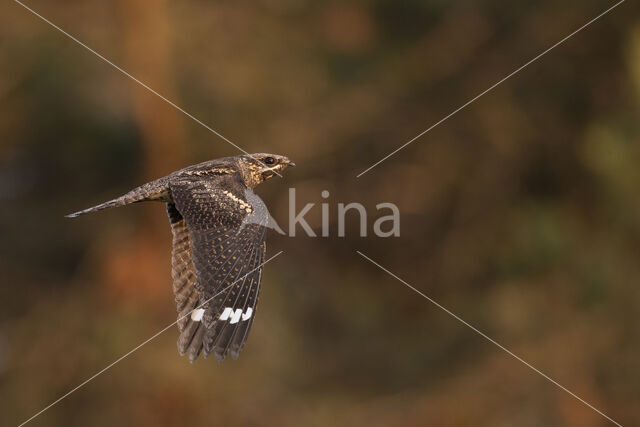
[67,153,294,362]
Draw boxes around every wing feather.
[210,227,265,361]
[200,225,260,358]
[230,240,266,359]
[168,174,269,362]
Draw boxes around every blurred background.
[2,0,639,425]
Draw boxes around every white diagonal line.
[357,0,625,177]
[17,250,284,427]
[13,0,242,153]
[356,251,622,426]
[12,0,283,178]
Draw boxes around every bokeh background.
[2,0,639,425]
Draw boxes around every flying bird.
[67,153,295,362]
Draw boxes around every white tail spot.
[241,307,253,321]
[191,308,205,322]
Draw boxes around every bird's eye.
[263,157,276,165]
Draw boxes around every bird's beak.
[287,160,296,167]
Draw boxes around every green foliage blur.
[1,0,639,426]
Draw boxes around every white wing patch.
[241,307,253,321]
[230,308,243,324]
[218,306,252,322]
[219,307,233,321]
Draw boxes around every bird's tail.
[66,180,169,218]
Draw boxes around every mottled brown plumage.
[68,153,294,362]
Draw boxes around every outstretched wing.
[168,174,268,362]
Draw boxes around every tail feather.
[177,317,209,363]
[65,197,139,218]
[178,319,201,355]
[66,179,169,218]
[187,323,206,362]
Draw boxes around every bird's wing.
[169,174,268,362]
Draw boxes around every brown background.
[1,0,639,426]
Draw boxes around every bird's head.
[239,153,295,187]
